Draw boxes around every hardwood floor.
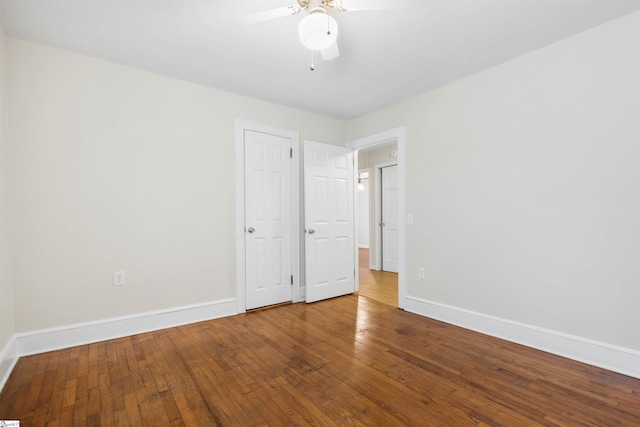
[357,248,398,307]
[2,296,639,426]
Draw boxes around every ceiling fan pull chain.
[310,50,315,71]
[327,13,331,35]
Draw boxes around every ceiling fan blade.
[338,0,413,12]
[321,43,339,61]
[230,5,301,24]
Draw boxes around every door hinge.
[291,275,294,286]
[290,148,293,158]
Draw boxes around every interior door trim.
[234,119,300,313]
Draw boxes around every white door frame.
[347,127,406,310]
[375,161,398,272]
[235,119,300,313]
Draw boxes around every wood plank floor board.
[122,391,142,426]
[2,294,640,426]
[86,386,100,422]
[70,384,87,427]
[76,346,89,380]
[56,405,73,427]
[44,388,64,426]
[37,371,56,414]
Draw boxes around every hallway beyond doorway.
[358,248,398,307]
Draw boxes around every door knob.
[247,227,255,234]
[308,229,315,234]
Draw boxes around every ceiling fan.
[232,0,410,68]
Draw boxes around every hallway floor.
[357,248,398,307]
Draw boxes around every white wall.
[0,23,14,353]
[347,12,640,351]
[6,38,346,332]
[0,21,17,389]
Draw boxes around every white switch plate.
[113,271,126,286]
[418,267,425,279]
[407,214,413,224]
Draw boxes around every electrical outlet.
[113,271,126,286]
[418,267,425,279]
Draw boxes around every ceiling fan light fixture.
[298,13,338,51]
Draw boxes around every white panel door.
[304,141,355,303]
[381,165,399,273]
[357,176,369,248]
[245,130,292,310]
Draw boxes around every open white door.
[381,165,399,273]
[304,141,355,303]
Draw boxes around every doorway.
[350,136,403,308]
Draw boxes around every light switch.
[113,271,126,286]
[407,214,413,224]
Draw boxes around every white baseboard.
[404,296,640,379]
[0,335,18,392]
[358,244,370,249]
[15,298,238,357]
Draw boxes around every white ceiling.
[1,0,639,120]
